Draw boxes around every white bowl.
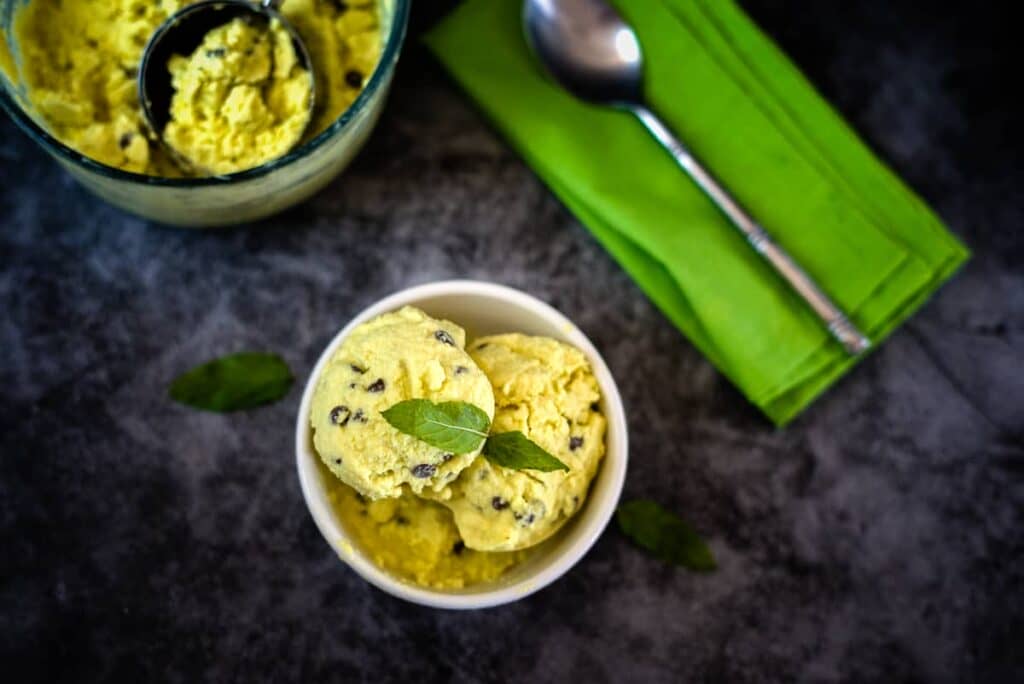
[295,281,629,609]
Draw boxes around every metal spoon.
[138,0,316,174]
[523,0,871,355]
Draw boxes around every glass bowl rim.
[0,0,411,187]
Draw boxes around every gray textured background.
[1,1,1022,682]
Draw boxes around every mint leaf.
[169,352,293,412]
[381,399,490,454]
[616,500,716,572]
[483,432,569,472]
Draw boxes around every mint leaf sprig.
[483,431,569,472]
[169,352,293,412]
[381,398,569,472]
[617,500,716,572]
[380,399,490,454]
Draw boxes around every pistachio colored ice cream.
[327,476,529,590]
[440,334,607,552]
[2,0,381,176]
[309,310,608,588]
[310,307,495,500]
[162,17,313,174]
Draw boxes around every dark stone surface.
[1,1,1022,682]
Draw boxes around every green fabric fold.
[424,0,968,425]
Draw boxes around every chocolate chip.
[569,436,584,451]
[366,378,385,393]
[118,133,133,149]
[334,458,342,465]
[590,402,601,412]
[411,463,436,479]
[434,330,455,346]
[350,364,367,374]
[454,365,468,375]
[348,383,357,389]
[205,47,226,58]
[514,512,535,525]
[395,516,409,526]
[329,405,351,426]
[441,453,454,462]
[491,497,509,510]
[345,69,364,89]
[352,409,368,424]
[452,540,465,555]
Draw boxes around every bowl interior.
[296,282,628,609]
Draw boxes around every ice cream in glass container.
[0,0,410,226]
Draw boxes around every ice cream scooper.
[137,0,316,173]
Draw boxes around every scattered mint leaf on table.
[617,499,716,572]
[169,352,293,412]
[381,399,490,454]
[483,431,569,472]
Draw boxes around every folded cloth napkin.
[425,0,969,425]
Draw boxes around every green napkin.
[425,0,968,425]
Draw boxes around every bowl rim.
[294,280,629,609]
[0,0,411,186]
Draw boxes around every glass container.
[0,0,410,227]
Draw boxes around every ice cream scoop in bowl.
[295,281,629,609]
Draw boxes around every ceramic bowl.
[295,281,628,609]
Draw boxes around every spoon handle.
[633,106,871,356]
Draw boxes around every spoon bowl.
[523,0,643,106]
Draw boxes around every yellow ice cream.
[311,318,607,588]
[2,0,381,176]
[162,17,313,174]
[327,476,528,590]
[441,334,607,552]
[310,307,495,500]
